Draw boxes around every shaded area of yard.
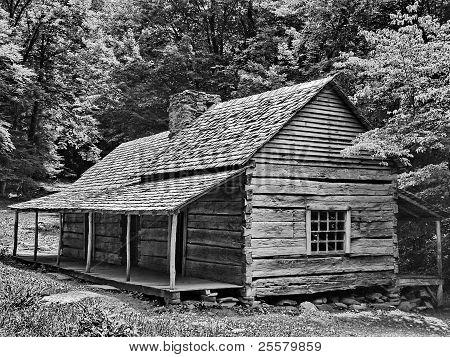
[0,257,449,337]
[0,199,59,255]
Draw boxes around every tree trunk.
[28,100,40,143]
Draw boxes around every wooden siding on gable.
[249,85,398,296]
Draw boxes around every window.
[306,208,351,255]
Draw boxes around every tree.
[0,0,117,192]
[337,3,450,213]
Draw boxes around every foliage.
[337,3,450,215]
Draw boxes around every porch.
[397,190,446,305]
[15,253,241,299]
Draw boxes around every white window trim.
[306,206,352,256]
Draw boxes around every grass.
[0,257,449,337]
[0,199,59,256]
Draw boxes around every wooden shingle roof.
[70,131,170,191]
[11,169,244,214]
[11,76,337,213]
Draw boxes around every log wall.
[62,213,123,264]
[93,214,122,264]
[249,85,398,297]
[62,213,85,259]
[185,178,245,285]
[138,215,168,272]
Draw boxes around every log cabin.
[9,76,445,304]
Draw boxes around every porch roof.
[398,189,445,220]
[9,168,244,215]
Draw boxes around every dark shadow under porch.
[15,254,242,298]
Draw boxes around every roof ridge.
[212,76,335,111]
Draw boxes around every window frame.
[306,206,351,256]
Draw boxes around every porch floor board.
[15,254,242,297]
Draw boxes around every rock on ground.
[41,290,118,305]
[300,301,318,312]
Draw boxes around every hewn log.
[63,222,85,234]
[139,228,168,241]
[188,201,242,215]
[64,213,85,223]
[252,255,394,278]
[252,238,307,258]
[251,221,295,239]
[251,208,295,222]
[187,244,241,265]
[350,238,393,255]
[187,228,242,248]
[140,215,168,229]
[94,214,121,224]
[252,179,393,196]
[138,240,167,257]
[254,271,395,296]
[252,194,394,208]
[253,163,393,181]
[62,247,84,259]
[138,255,167,269]
[185,260,242,285]
[187,214,242,231]
[94,251,121,265]
[93,222,122,237]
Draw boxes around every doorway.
[175,211,186,276]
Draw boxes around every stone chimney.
[168,90,221,136]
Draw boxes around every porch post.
[85,212,93,273]
[12,210,19,256]
[33,210,38,262]
[168,213,178,290]
[126,214,131,281]
[436,220,443,306]
[56,213,64,266]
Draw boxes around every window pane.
[309,209,349,255]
